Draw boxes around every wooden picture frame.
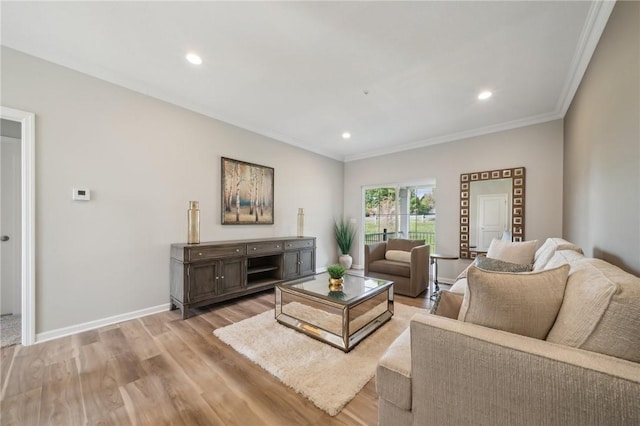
[221,157,274,225]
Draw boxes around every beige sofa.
[376,238,640,425]
[364,239,430,297]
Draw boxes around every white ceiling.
[1,1,613,161]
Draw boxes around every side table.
[430,253,459,300]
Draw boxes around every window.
[363,183,436,251]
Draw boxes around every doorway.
[1,124,22,347]
[0,107,35,346]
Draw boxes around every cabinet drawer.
[247,241,284,255]
[284,239,315,250]
[186,245,245,261]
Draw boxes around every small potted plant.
[327,263,346,291]
[334,218,357,269]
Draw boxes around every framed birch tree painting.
[221,157,274,225]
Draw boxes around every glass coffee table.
[275,272,394,352]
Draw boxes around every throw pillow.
[543,249,585,270]
[546,258,640,363]
[385,250,411,263]
[430,290,464,319]
[486,238,538,265]
[458,264,570,339]
[448,279,466,295]
[474,256,532,273]
[532,238,558,271]
[533,238,584,271]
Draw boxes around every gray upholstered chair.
[364,238,430,297]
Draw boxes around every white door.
[1,136,22,315]
[477,193,508,251]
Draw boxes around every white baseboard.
[35,303,171,344]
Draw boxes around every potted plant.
[327,264,346,291]
[334,218,357,269]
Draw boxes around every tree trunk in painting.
[224,161,235,213]
[260,169,265,216]
[223,164,228,212]
[258,170,262,217]
[225,178,232,212]
[249,168,256,216]
[234,164,241,222]
[253,169,259,222]
[226,177,233,212]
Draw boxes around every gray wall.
[344,120,565,281]
[1,47,344,334]
[564,1,640,275]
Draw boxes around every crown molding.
[556,0,616,115]
[344,111,562,162]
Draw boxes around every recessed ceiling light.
[478,91,492,100]
[186,53,203,65]
[342,132,351,140]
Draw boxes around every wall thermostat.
[72,188,91,201]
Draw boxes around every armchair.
[364,238,430,297]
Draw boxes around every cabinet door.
[299,248,315,277]
[188,262,218,302]
[218,258,246,294]
[283,251,300,280]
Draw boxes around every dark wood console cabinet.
[170,237,316,319]
[283,238,316,279]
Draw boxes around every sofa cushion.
[387,238,424,252]
[449,278,466,294]
[369,260,411,277]
[544,249,586,270]
[486,239,538,265]
[448,256,531,295]
[385,249,411,263]
[474,256,532,273]
[546,258,640,363]
[533,238,584,271]
[376,328,412,410]
[430,290,464,319]
[458,264,570,339]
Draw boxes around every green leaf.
[334,218,357,255]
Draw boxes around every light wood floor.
[0,288,434,426]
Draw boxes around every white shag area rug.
[214,303,426,416]
[1,314,21,348]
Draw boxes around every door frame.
[1,107,35,346]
